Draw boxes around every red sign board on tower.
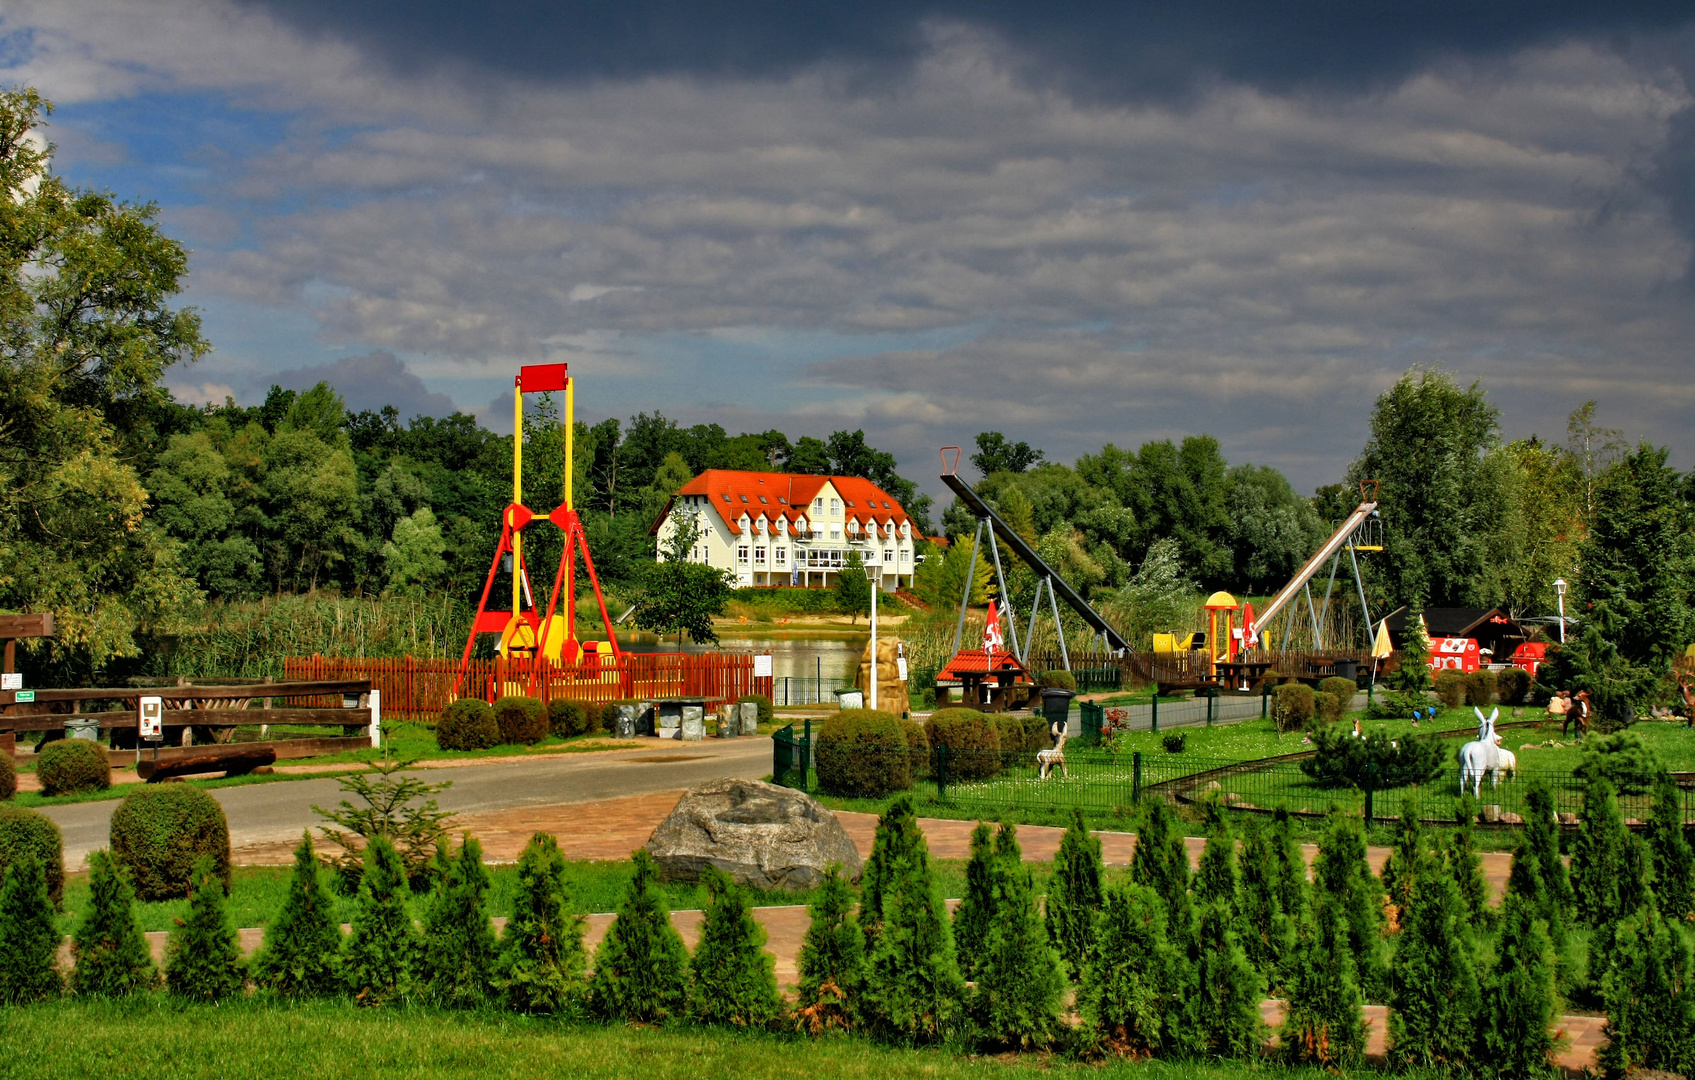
[519,363,569,393]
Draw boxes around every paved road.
[41,737,774,868]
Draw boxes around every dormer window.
[845,500,854,508]
[758,495,768,503]
[777,496,786,504]
[739,494,749,503]
[721,493,731,502]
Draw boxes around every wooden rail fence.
[283,653,773,722]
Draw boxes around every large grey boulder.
[644,778,862,891]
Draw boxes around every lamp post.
[868,557,879,711]
[1554,577,1567,644]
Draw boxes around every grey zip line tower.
[938,447,1130,671]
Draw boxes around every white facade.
[654,474,919,591]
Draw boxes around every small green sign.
[15,690,34,703]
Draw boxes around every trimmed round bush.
[493,696,548,745]
[1312,691,1341,725]
[109,784,230,901]
[1272,683,1315,733]
[0,803,64,904]
[924,707,1001,781]
[815,708,912,798]
[991,715,1025,757]
[36,737,112,796]
[1320,676,1358,711]
[548,699,589,738]
[737,693,774,728]
[581,701,606,734]
[436,698,499,751]
[0,751,15,801]
[1038,669,1077,691]
[1498,666,1532,706]
[1464,669,1497,707]
[1434,670,1468,710]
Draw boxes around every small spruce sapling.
[691,866,784,1027]
[1046,810,1104,983]
[589,849,690,1023]
[1477,889,1564,1080]
[1646,769,1695,922]
[973,824,1065,1049]
[950,821,996,981]
[1078,883,1182,1056]
[1387,869,1480,1072]
[0,854,61,1003]
[1183,901,1264,1059]
[1312,809,1387,1000]
[419,834,498,1008]
[1237,815,1298,993]
[495,832,588,1016]
[1598,902,1695,1077]
[341,836,419,1006]
[860,817,966,1044]
[1132,799,1195,956]
[1280,893,1366,1068]
[164,855,246,1001]
[252,832,341,998]
[70,850,157,997]
[794,864,866,1034]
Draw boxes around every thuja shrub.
[950,822,997,982]
[0,750,14,800]
[589,849,690,1023]
[492,696,548,745]
[1238,816,1298,993]
[252,832,342,998]
[690,867,784,1028]
[973,826,1065,1050]
[1497,666,1532,705]
[1281,894,1365,1068]
[547,699,589,738]
[794,865,866,1035]
[1319,676,1358,710]
[341,837,419,1007]
[1078,882,1183,1056]
[815,709,911,798]
[0,804,64,905]
[1387,871,1480,1072]
[109,784,230,901]
[420,835,498,1008]
[1131,800,1195,953]
[69,850,158,998]
[436,698,499,751]
[164,856,246,1002]
[1184,902,1265,1059]
[924,707,1001,781]
[860,819,966,1044]
[1313,810,1387,1000]
[1478,890,1562,1080]
[1045,811,1104,982]
[1598,903,1695,1077]
[36,738,111,796]
[1464,669,1496,707]
[0,853,61,1004]
[1271,683,1314,732]
[1434,671,1468,710]
[495,832,588,1016]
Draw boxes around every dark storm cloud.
[269,350,457,419]
[241,0,1693,98]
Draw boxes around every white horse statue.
[1459,707,1503,797]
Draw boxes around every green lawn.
[0,999,1378,1080]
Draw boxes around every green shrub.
[1434,670,1468,710]
[859,797,927,951]
[924,707,1001,781]
[36,738,111,796]
[1162,733,1186,754]
[1573,732,1663,795]
[1497,667,1532,705]
[1313,811,1387,1001]
[973,825,1065,1049]
[492,696,548,745]
[795,865,866,1034]
[1130,801,1194,952]
[1038,670,1076,691]
[0,853,60,1003]
[341,836,419,1006]
[69,849,157,997]
[1187,902,1266,1058]
[1477,890,1561,1079]
[436,698,499,751]
[1464,669,1496,707]
[690,867,784,1027]
[1597,903,1695,1077]
[1272,683,1315,733]
[1045,811,1103,983]
[0,750,15,800]
[814,709,912,798]
[1312,691,1340,724]
[1078,882,1182,1056]
[1299,725,1447,790]
[164,855,245,1002]
[419,835,498,1008]
[109,784,230,902]
[991,715,1025,758]
[547,699,589,738]
[589,849,690,1023]
[951,822,997,983]
[1281,894,1366,1068]
[737,693,773,727]
[1017,714,1050,752]
[1387,871,1480,1072]
[860,811,966,1044]
[580,701,605,734]
[252,832,341,998]
[0,804,64,905]
[1320,676,1357,709]
[495,832,588,1016]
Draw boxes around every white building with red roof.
[651,470,923,590]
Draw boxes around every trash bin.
[1041,688,1077,739]
[66,718,100,742]
[1333,658,1358,682]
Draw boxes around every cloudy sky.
[4,1,1693,498]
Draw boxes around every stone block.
[740,701,760,735]
[680,714,704,741]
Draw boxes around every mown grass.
[0,998,1395,1080]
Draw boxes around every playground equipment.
[452,363,621,699]
[938,447,1130,672]
[1252,480,1382,656]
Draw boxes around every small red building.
[934,649,1034,713]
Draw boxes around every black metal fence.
[773,723,1695,827]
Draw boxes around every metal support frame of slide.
[1261,480,1380,651]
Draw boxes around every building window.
[830,525,841,539]
[884,549,894,563]
[737,546,749,564]
[901,549,911,563]
[775,547,787,566]
[755,547,768,564]
[830,499,841,515]
[813,498,823,513]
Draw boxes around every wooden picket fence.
[283,653,772,723]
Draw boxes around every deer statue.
[1038,728,1069,780]
[1459,707,1503,797]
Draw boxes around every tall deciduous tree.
[0,88,206,669]
[631,509,734,646]
[836,550,872,624]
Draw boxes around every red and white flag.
[1240,602,1258,649]
[983,599,1004,654]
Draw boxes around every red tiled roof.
[654,469,923,538]
[938,649,1032,679]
